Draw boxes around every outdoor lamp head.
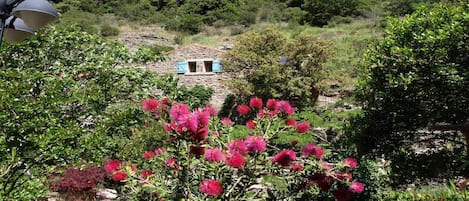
[4,16,34,43]
[11,0,58,29]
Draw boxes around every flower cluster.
[105,97,364,200]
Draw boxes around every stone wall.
[145,44,232,109]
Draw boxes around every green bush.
[350,4,469,185]
[0,26,164,199]
[100,24,120,37]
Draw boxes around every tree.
[0,26,164,198]
[301,0,361,26]
[350,4,469,184]
[222,28,334,109]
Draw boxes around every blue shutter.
[213,59,222,73]
[177,61,187,74]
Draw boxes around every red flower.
[291,164,304,172]
[203,105,218,116]
[225,152,245,168]
[104,160,121,173]
[246,120,256,129]
[192,127,209,141]
[343,158,358,169]
[244,136,266,153]
[290,140,299,146]
[143,151,155,159]
[190,145,205,157]
[227,139,248,155]
[237,105,251,115]
[142,99,159,112]
[163,123,172,132]
[333,188,352,201]
[296,121,311,133]
[276,100,294,116]
[112,171,128,182]
[266,99,277,110]
[204,147,224,163]
[349,181,365,193]
[199,179,223,196]
[249,97,263,109]
[154,147,167,156]
[140,170,153,179]
[302,144,325,159]
[166,158,179,171]
[272,149,296,166]
[170,103,190,120]
[285,119,297,127]
[220,117,233,126]
[310,173,332,191]
[195,109,210,127]
[177,113,198,133]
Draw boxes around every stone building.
[149,43,232,108]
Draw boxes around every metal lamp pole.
[0,0,58,47]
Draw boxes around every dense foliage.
[106,97,365,200]
[222,28,334,109]
[0,26,213,199]
[350,4,469,184]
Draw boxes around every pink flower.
[272,149,296,166]
[333,188,352,201]
[112,171,128,182]
[285,119,297,127]
[276,101,294,115]
[220,117,233,126]
[249,97,263,109]
[296,121,311,133]
[349,181,365,193]
[143,151,155,159]
[166,158,179,171]
[225,152,246,168]
[203,105,218,116]
[291,164,304,172]
[104,160,121,173]
[199,179,223,196]
[302,144,325,159]
[177,113,198,133]
[227,139,248,155]
[192,127,209,141]
[142,99,159,112]
[170,103,190,120]
[154,148,167,156]
[204,148,224,163]
[163,123,172,132]
[237,105,251,115]
[266,99,277,110]
[343,158,358,169]
[246,120,256,129]
[195,109,210,127]
[140,170,153,179]
[244,136,267,153]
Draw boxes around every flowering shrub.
[105,97,365,200]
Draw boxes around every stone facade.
[145,44,232,109]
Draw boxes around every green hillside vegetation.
[1,0,467,200]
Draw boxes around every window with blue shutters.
[213,59,222,73]
[177,61,187,74]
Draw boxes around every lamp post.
[0,0,58,47]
